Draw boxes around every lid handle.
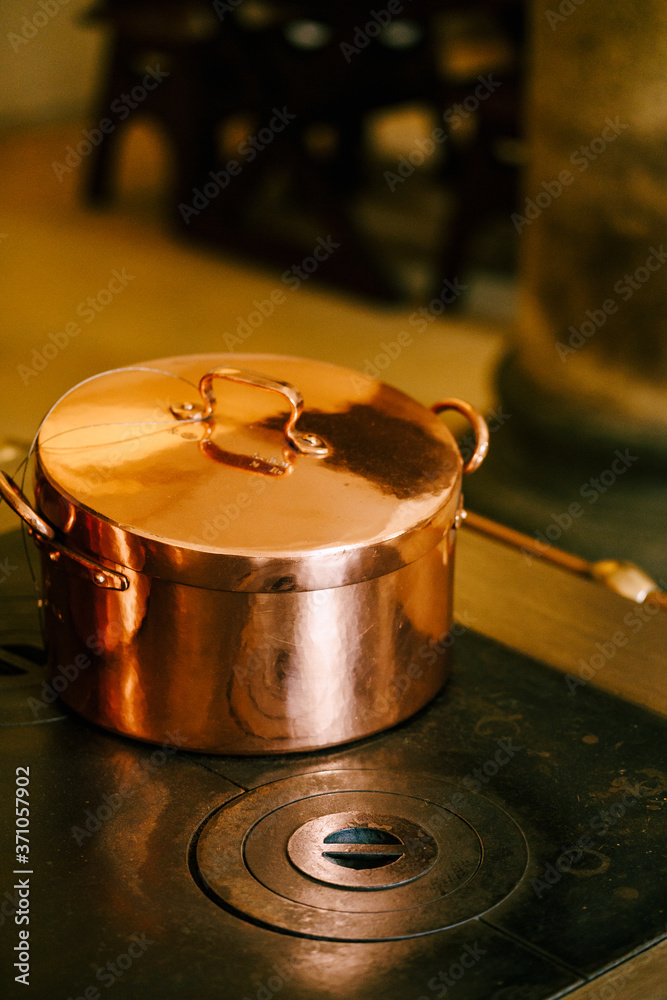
[431,398,489,474]
[178,366,328,457]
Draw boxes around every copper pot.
[0,354,488,754]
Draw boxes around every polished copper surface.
[41,534,453,753]
[6,346,664,753]
[34,354,463,591]
[0,353,492,753]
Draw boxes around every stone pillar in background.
[464,0,667,578]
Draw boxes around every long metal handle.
[198,366,329,457]
[431,398,490,474]
[0,471,128,591]
[462,508,667,609]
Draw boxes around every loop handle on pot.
[172,366,329,457]
[0,470,54,540]
[0,471,129,591]
[431,399,489,474]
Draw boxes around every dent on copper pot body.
[3,354,488,754]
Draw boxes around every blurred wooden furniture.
[83,0,526,301]
[82,0,256,211]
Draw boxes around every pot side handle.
[0,471,129,592]
[0,470,55,540]
[431,399,489,474]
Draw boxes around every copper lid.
[34,354,463,592]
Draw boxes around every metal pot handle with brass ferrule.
[429,402,666,607]
[431,398,490,474]
[0,471,129,591]
[462,508,667,610]
[171,366,329,457]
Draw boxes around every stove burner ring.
[287,812,438,889]
[193,770,528,941]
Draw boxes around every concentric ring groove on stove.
[193,769,528,941]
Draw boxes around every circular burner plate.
[194,769,527,941]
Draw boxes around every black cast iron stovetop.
[0,528,666,1000]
